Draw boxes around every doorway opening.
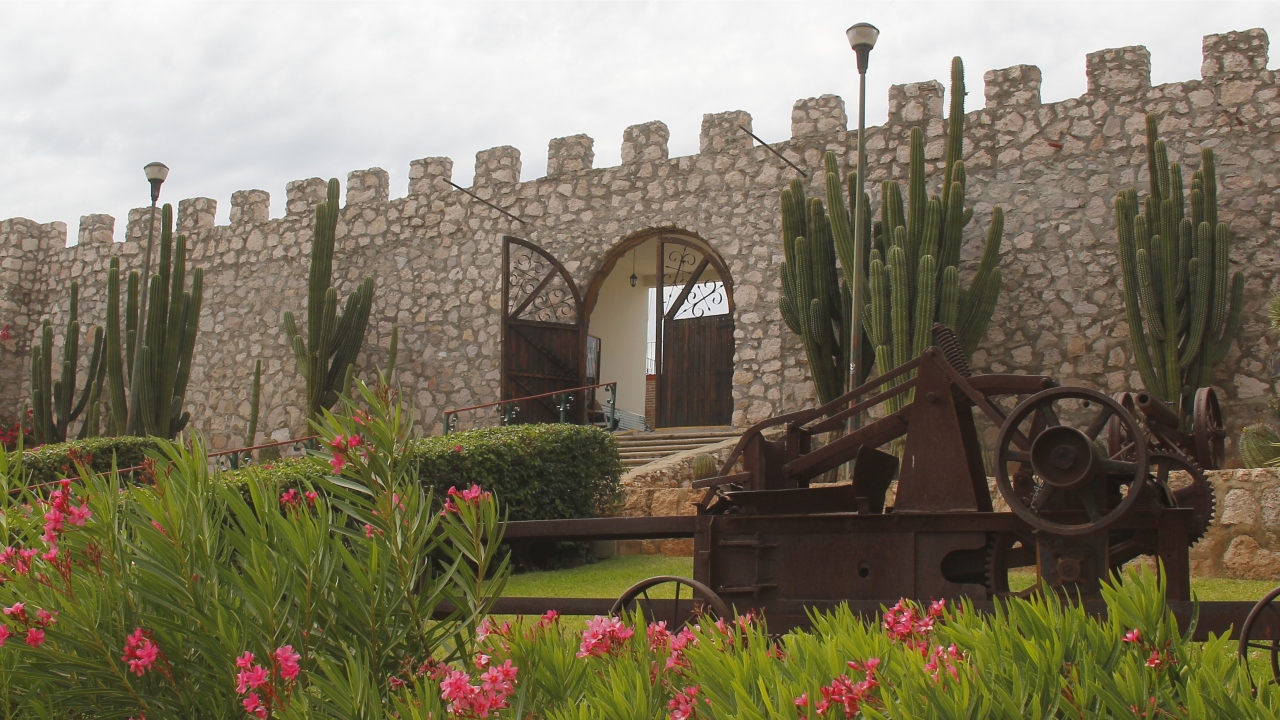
[585,232,735,429]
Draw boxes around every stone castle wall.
[0,29,1277,456]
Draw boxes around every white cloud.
[0,1,1274,237]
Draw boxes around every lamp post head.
[143,162,169,204]
[846,22,879,74]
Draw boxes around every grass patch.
[506,556,693,598]
[512,558,1277,604]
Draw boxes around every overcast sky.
[0,1,1275,238]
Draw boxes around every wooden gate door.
[655,238,734,427]
[502,236,585,424]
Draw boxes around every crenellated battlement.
[0,28,1275,450]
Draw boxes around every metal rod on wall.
[446,179,527,224]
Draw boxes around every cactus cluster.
[103,204,204,439]
[1240,424,1280,468]
[283,178,375,425]
[29,281,106,444]
[779,57,1004,409]
[1116,115,1244,426]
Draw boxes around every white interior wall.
[588,239,656,416]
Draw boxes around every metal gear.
[1152,451,1215,544]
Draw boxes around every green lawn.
[507,557,1278,603]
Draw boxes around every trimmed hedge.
[20,436,159,487]
[236,424,623,521]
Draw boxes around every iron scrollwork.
[508,245,577,324]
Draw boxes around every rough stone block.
[547,134,594,177]
[346,168,389,205]
[984,64,1042,108]
[473,146,521,187]
[887,81,944,124]
[1086,46,1151,95]
[408,157,452,196]
[791,94,847,138]
[699,110,753,155]
[77,213,114,247]
[230,190,270,225]
[285,177,328,217]
[1202,28,1269,79]
[621,121,669,163]
[177,197,217,235]
[125,207,161,244]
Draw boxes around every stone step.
[616,434,738,447]
[617,441,727,453]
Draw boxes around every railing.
[443,382,617,435]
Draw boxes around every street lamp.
[139,162,169,320]
[846,22,877,427]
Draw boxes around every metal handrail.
[443,382,617,435]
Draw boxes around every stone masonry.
[0,30,1278,464]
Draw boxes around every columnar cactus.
[103,204,204,439]
[1116,114,1244,426]
[246,359,261,447]
[780,57,1004,409]
[283,178,375,425]
[29,281,106,444]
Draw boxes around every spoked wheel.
[610,576,730,629]
[1239,586,1280,689]
[995,387,1150,536]
[1194,387,1226,470]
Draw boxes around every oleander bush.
[0,381,509,719]
[390,566,1280,720]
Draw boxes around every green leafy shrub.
[0,380,508,719]
[235,424,622,522]
[18,435,157,487]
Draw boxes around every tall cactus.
[1116,114,1244,426]
[283,178,375,425]
[781,57,1004,410]
[103,204,204,439]
[29,281,106,444]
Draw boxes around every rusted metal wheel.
[1194,387,1226,470]
[995,387,1149,536]
[1239,585,1280,689]
[610,575,729,629]
[986,529,1038,599]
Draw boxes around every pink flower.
[668,685,701,720]
[329,454,346,473]
[3,603,26,622]
[347,435,363,449]
[275,645,301,682]
[35,609,55,627]
[236,651,255,669]
[67,503,91,526]
[363,523,377,538]
[25,628,44,648]
[1124,628,1142,644]
[388,675,407,689]
[150,520,166,536]
[242,693,268,719]
[236,664,269,693]
[0,625,10,647]
[577,615,634,658]
[327,434,348,452]
[1146,650,1164,668]
[794,692,809,708]
[305,491,318,506]
[121,628,161,677]
[41,545,57,561]
[536,610,560,629]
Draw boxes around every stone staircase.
[615,428,741,470]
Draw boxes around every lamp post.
[846,22,878,427]
[138,162,169,327]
